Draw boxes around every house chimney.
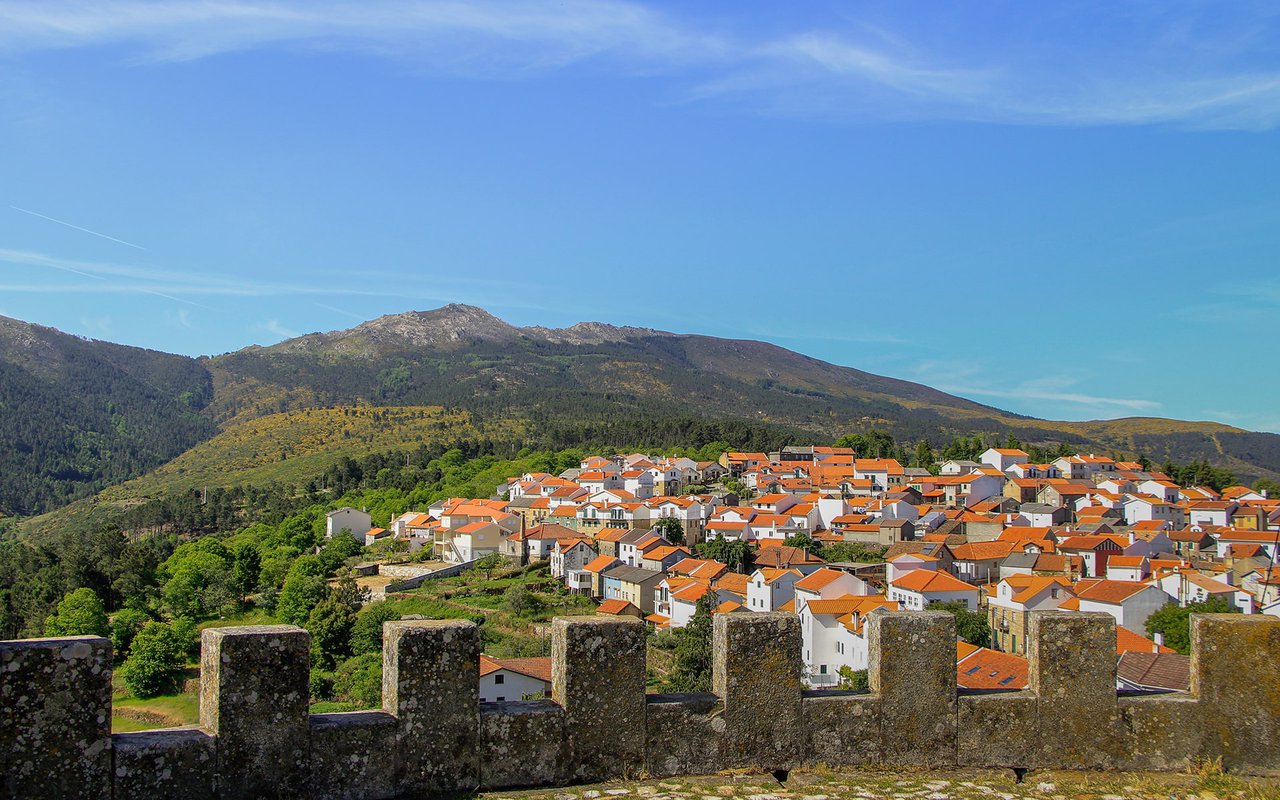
[1153,631,1165,648]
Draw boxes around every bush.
[119,622,185,697]
[503,585,545,618]
[44,588,110,638]
[110,608,151,655]
[350,602,402,655]
[333,653,382,708]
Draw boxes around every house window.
[496,696,505,702]
[819,664,827,674]
[495,674,505,685]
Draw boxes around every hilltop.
[3,304,1280,519]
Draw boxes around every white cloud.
[3,4,1280,126]
[261,318,300,340]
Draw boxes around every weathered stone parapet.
[645,693,724,778]
[309,711,399,800]
[479,700,568,789]
[552,615,646,783]
[0,636,112,800]
[1027,611,1120,769]
[1191,613,1280,770]
[2,609,1280,798]
[801,692,880,767]
[112,728,215,800]
[200,624,311,799]
[869,610,957,767]
[383,619,481,794]
[713,612,802,770]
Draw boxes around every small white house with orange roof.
[888,569,981,611]
[799,595,898,685]
[793,568,874,612]
[1105,555,1151,582]
[981,447,1029,473]
[479,655,551,703]
[1072,579,1172,633]
[745,567,803,612]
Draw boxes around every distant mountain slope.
[0,315,216,515]
[5,304,1280,522]
[203,305,1280,483]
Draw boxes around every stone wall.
[1,611,1277,799]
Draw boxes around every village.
[324,446,1280,699]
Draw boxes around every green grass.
[112,689,201,732]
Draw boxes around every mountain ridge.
[2,304,1278,519]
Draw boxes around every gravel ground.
[480,767,1280,800]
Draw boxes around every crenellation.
[0,611,1278,799]
[869,610,958,767]
[713,612,803,770]
[552,615,647,783]
[309,711,399,800]
[200,625,312,799]
[0,635,112,800]
[112,727,216,800]
[1027,612,1122,769]
[1190,614,1280,770]
[382,619,481,794]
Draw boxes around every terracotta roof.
[596,598,638,615]
[583,554,619,573]
[1117,652,1190,691]
[794,568,847,591]
[1075,580,1155,604]
[479,655,552,683]
[890,569,979,594]
[1116,626,1174,655]
[956,646,1028,690]
[951,541,1016,561]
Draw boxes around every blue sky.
[2,1,1279,431]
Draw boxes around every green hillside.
[5,304,1280,527]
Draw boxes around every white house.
[1154,570,1254,614]
[887,570,981,611]
[981,448,1029,473]
[550,539,596,580]
[1122,495,1184,527]
[1072,580,1173,633]
[1105,555,1150,582]
[745,568,802,612]
[792,568,875,612]
[326,507,372,541]
[798,595,898,686]
[479,655,551,703]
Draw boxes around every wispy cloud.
[2,1,1278,129]
[314,302,369,321]
[941,383,1162,414]
[260,318,300,339]
[907,361,1161,415]
[9,205,146,249]
[0,0,723,71]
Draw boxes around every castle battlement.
[2,611,1278,800]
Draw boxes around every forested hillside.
[5,304,1280,523]
[0,316,216,516]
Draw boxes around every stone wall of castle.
[2,611,1277,800]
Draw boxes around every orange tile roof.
[890,569,978,594]
[1074,579,1154,604]
[1116,626,1174,654]
[794,568,847,591]
[479,655,552,683]
[596,598,637,615]
[956,646,1027,690]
